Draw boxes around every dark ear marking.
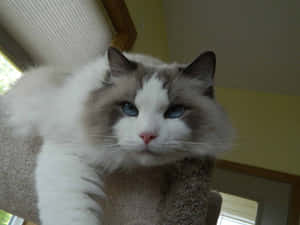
[182,51,216,81]
[203,86,214,98]
[107,47,137,76]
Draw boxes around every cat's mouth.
[137,147,160,157]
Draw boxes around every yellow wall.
[125,0,169,61]
[217,88,300,176]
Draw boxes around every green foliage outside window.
[0,210,11,225]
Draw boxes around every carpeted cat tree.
[0,98,221,225]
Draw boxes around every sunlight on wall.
[0,52,22,94]
[217,192,258,225]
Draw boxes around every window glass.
[0,52,22,94]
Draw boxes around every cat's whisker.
[167,142,206,146]
[171,140,207,144]
[103,143,139,149]
[118,145,138,147]
[103,147,120,150]
[87,135,117,138]
[169,139,230,146]
[102,144,120,147]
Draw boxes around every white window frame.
[8,216,24,225]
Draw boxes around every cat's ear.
[182,51,216,98]
[107,47,137,76]
[182,51,216,81]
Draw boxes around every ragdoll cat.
[4,47,233,225]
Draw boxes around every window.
[7,216,24,225]
[217,192,258,225]
[0,52,24,225]
[0,51,22,94]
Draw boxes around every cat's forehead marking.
[135,73,169,111]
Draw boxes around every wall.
[163,0,300,96]
[125,0,169,61]
[217,88,300,176]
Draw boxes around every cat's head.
[83,47,233,167]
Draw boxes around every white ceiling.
[0,0,112,66]
[163,0,300,96]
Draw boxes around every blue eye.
[164,105,185,119]
[121,102,139,117]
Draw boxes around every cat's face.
[83,48,233,167]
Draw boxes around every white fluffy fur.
[36,142,104,225]
[4,56,110,225]
[4,52,233,225]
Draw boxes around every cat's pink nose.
[139,132,157,144]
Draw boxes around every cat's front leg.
[35,142,104,225]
